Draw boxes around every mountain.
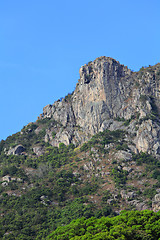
[1,56,160,239]
[3,56,160,156]
[37,56,160,156]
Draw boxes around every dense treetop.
[47,210,160,240]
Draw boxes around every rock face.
[38,56,160,156]
[72,57,132,132]
[134,120,160,155]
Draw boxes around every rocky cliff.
[38,56,160,156]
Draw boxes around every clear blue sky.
[0,0,160,141]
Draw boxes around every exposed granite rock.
[38,57,160,156]
[2,175,11,182]
[129,200,149,211]
[114,151,132,162]
[134,120,160,155]
[2,182,8,187]
[122,166,132,173]
[152,193,160,211]
[72,57,133,135]
[120,190,136,200]
[33,146,45,157]
[8,145,25,155]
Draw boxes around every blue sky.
[0,0,160,141]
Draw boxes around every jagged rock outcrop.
[38,56,160,156]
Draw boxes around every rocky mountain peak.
[36,57,160,157]
[78,56,131,86]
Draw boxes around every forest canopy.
[47,210,160,240]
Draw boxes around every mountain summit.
[38,56,160,156]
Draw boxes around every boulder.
[152,193,160,211]
[8,145,25,155]
[33,146,45,157]
[114,151,132,162]
[2,175,11,182]
[120,190,136,200]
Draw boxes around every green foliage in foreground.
[47,210,160,240]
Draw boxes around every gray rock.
[40,195,48,200]
[17,178,23,182]
[8,145,25,155]
[33,146,45,157]
[129,200,149,210]
[107,199,114,204]
[120,190,136,199]
[36,57,160,157]
[114,151,132,162]
[2,175,11,182]
[134,120,160,156]
[154,193,160,201]
[2,182,8,187]
[152,194,160,211]
[104,143,115,150]
[122,166,132,173]
[83,162,94,171]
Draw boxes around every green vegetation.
[152,169,160,182]
[52,131,56,139]
[0,138,76,169]
[140,94,148,103]
[111,167,128,186]
[0,190,113,239]
[1,121,160,239]
[123,115,135,126]
[47,210,160,240]
[138,96,160,124]
[80,129,126,152]
[0,118,61,154]
[156,69,160,77]
[116,143,128,150]
[114,116,125,122]
[36,143,76,169]
[0,165,27,180]
[150,97,159,116]
[143,188,157,200]
[132,152,160,168]
[64,91,74,102]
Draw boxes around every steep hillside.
[1,56,160,239]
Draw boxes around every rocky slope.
[38,56,160,156]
